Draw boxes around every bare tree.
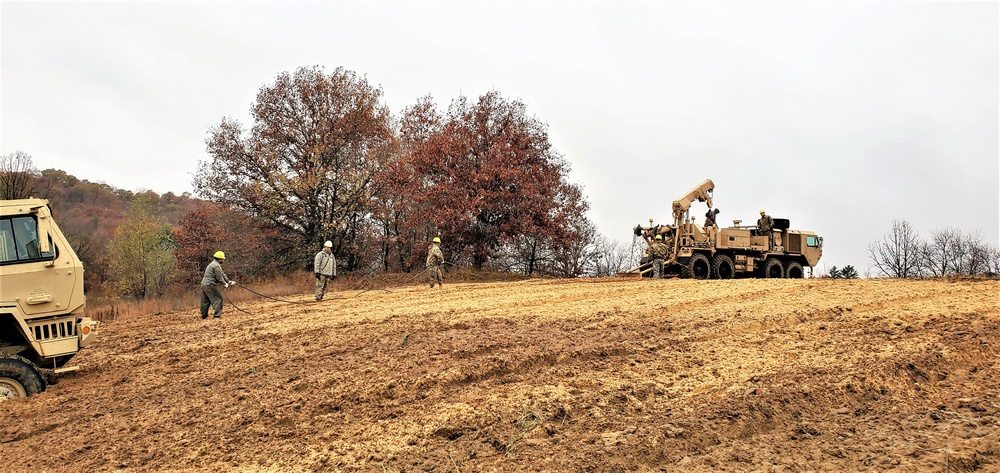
[868,219,923,278]
[953,230,991,276]
[0,150,40,199]
[921,227,959,277]
[988,246,1000,276]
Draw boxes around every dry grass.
[85,268,535,321]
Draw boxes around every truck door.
[0,215,78,318]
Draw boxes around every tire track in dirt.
[1,278,998,472]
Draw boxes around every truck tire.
[712,254,735,279]
[0,355,46,400]
[762,258,784,279]
[786,261,804,279]
[686,254,711,280]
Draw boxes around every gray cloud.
[2,1,996,273]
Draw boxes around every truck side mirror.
[30,205,56,266]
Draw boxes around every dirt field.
[2,277,998,472]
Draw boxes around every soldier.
[757,209,774,247]
[649,234,670,278]
[200,251,233,319]
[704,208,721,228]
[314,240,337,301]
[426,237,445,288]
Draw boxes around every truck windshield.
[0,216,56,264]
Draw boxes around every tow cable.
[218,281,345,316]
[355,261,456,297]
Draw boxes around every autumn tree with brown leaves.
[391,91,593,272]
[195,66,396,271]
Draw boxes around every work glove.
[315,273,321,280]
[227,281,236,287]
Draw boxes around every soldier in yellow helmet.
[200,251,233,319]
[426,237,445,288]
[649,234,670,278]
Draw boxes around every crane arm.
[671,179,714,224]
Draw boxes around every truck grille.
[30,319,77,341]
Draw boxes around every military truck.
[620,179,823,279]
[0,199,98,400]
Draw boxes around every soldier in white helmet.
[314,240,337,301]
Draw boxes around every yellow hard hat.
[654,234,662,240]
[433,237,441,243]
[759,209,765,214]
[214,251,226,260]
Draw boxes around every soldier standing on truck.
[704,208,720,228]
[649,234,670,278]
[757,209,773,248]
[314,240,337,301]
[427,237,445,288]
[200,251,233,319]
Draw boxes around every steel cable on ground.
[354,261,457,297]
[231,282,344,304]
[221,286,252,315]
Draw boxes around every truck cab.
[0,199,98,400]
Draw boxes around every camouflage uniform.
[426,243,444,288]
[649,240,669,278]
[314,248,336,301]
[757,213,774,247]
[200,259,230,319]
[704,208,720,228]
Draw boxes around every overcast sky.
[2,1,997,274]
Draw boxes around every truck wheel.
[712,254,735,279]
[762,258,784,279]
[786,261,804,279]
[0,355,46,401]
[687,254,711,280]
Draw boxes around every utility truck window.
[0,216,55,263]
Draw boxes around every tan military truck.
[621,179,823,279]
[0,199,98,400]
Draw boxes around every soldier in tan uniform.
[649,234,670,278]
[757,209,774,248]
[200,251,233,319]
[426,237,444,288]
[314,240,336,301]
[704,208,720,228]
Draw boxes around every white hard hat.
[324,241,333,247]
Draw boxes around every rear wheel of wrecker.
[762,258,784,279]
[712,254,735,279]
[685,254,711,280]
[0,355,46,401]
[785,261,804,279]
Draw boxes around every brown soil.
[2,277,998,472]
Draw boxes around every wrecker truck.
[620,179,823,279]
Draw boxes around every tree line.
[868,219,1000,278]
[2,66,645,300]
[193,66,620,280]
